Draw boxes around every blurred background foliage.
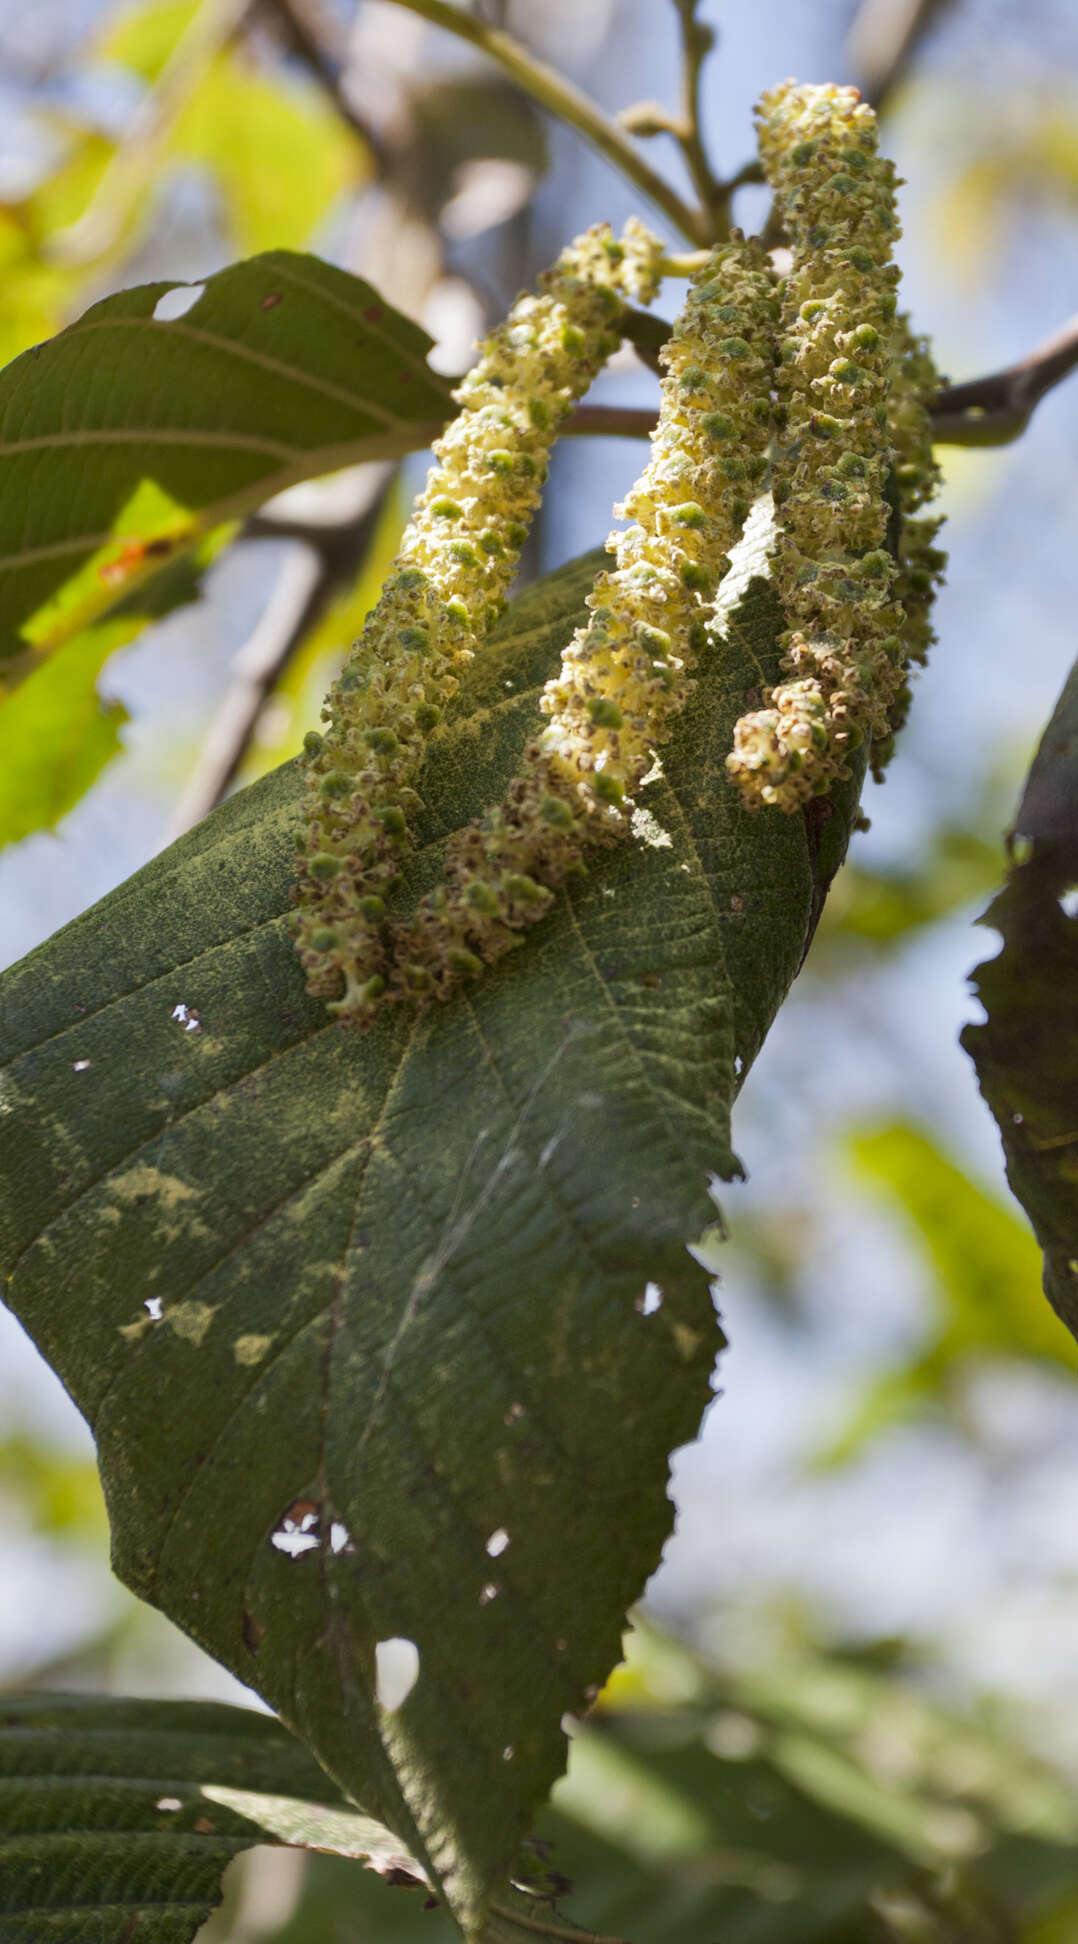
[2,0,1078,1938]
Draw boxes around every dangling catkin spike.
[869,312,947,776]
[290,221,665,1022]
[727,80,914,812]
[389,233,778,1001]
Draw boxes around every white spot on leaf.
[271,1500,321,1558]
[374,1637,420,1713]
[630,805,673,849]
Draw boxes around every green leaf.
[963,656,1078,1337]
[176,65,363,257]
[0,1691,428,1943]
[0,526,231,852]
[0,635,127,848]
[0,531,864,1937]
[814,1123,1076,1466]
[0,251,452,686]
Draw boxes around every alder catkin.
[290,221,664,1022]
[869,312,947,775]
[727,81,911,812]
[389,233,778,1001]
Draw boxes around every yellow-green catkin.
[869,314,947,775]
[389,234,778,1002]
[290,221,664,1021]
[727,80,907,813]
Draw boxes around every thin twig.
[847,0,957,113]
[930,312,1078,444]
[578,309,1078,447]
[260,0,388,169]
[378,0,707,243]
[47,0,254,266]
[671,0,725,236]
[567,404,657,441]
[167,471,389,837]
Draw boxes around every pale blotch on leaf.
[374,1637,421,1714]
[233,1333,272,1366]
[168,1299,216,1347]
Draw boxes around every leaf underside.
[0,249,451,687]
[0,530,863,1936]
[963,654,1078,1333]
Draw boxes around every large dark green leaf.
[0,250,451,687]
[0,529,863,1937]
[963,656,1078,1335]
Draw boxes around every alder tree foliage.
[0,4,1076,1941]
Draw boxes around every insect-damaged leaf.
[0,249,452,688]
[0,525,864,1938]
[963,654,1078,1334]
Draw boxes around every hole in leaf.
[374,1637,420,1713]
[156,1797,182,1812]
[271,1499,321,1558]
[154,283,206,322]
[734,1054,744,1076]
[72,1058,92,1072]
[329,1520,353,1554]
[478,1582,501,1606]
[1059,887,1078,918]
[636,1282,663,1316]
[144,1296,163,1321]
[170,1002,201,1033]
[560,1712,577,1736]
[485,1527,510,1558]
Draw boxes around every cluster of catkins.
[292,80,945,1025]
